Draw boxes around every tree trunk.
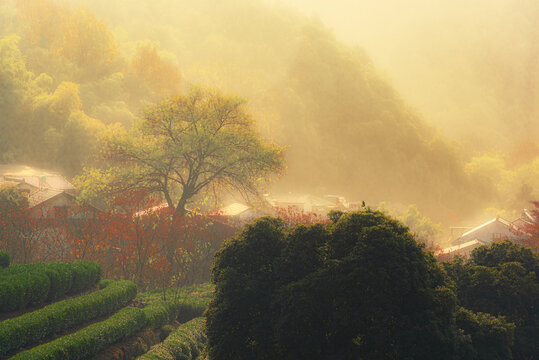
[174,196,188,219]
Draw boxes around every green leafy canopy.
[76,87,285,214]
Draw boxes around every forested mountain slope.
[0,0,523,221]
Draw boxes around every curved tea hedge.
[0,251,9,268]
[5,282,214,360]
[0,261,101,312]
[10,306,147,360]
[0,280,137,357]
[176,297,208,324]
[142,301,178,330]
[137,283,213,323]
[137,317,206,360]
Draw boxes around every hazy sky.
[273,0,459,65]
[272,0,509,60]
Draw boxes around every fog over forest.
[2,0,539,232]
[286,0,539,149]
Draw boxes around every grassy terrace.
[2,282,214,360]
[0,280,136,357]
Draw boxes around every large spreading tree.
[206,210,514,359]
[76,87,284,215]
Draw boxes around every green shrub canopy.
[206,211,514,360]
[0,261,102,312]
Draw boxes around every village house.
[434,239,484,259]
[0,165,103,261]
[28,188,77,219]
[436,211,535,259]
[0,164,99,219]
[1,165,74,216]
[0,164,75,194]
[218,203,258,222]
[453,217,521,245]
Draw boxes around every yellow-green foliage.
[137,317,206,360]
[465,154,539,214]
[377,203,443,245]
[75,88,284,213]
[0,280,137,357]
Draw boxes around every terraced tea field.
[0,257,211,360]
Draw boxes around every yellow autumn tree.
[130,43,182,97]
[56,8,119,78]
[15,0,65,47]
[16,1,119,79]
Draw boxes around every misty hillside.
[1,0,538,223]
[285,0,539,154]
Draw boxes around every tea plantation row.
[0,260,101,312]
[0,280,136,357]
[0,256,212,359]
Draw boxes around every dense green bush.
[0,280,137,357]
[0,260,102,312]
[137,317,206,360]
[69,261,102,293]
[206,214,467,359]
[143,301,178,329]
[98,278,116,289]
[0,270,50,312]
[137,283,213,324]
[176,297,208,323]
[0,251,9,268]
[10,306,147,360]
[160,325,176,341]
[456,307,515,360]
[444,241,539,360]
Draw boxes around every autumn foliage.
[274,206,329,226]
[16,0,119,78]
[0,189,235,289]
[519,201,539,252]
[130,43,182,96]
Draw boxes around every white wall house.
[454,217,521,245]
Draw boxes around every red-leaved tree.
[520,201,539,252]
[0,187,236,289]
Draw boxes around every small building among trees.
[0,164,84,219]
[0,164,75,194]
[454,217,521,245]
[439,212,535,259]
